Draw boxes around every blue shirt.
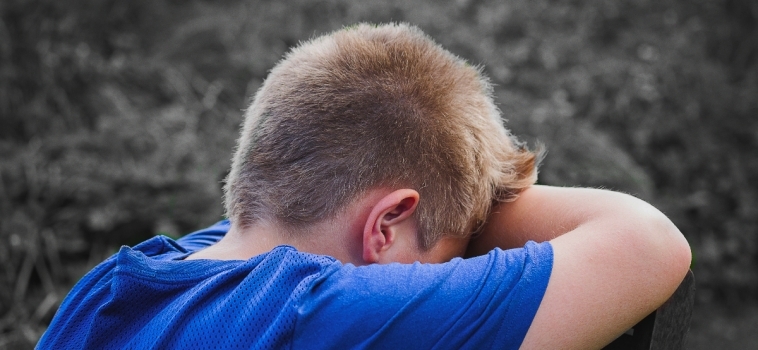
[38,220,553,349]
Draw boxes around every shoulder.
[175,220,230,252]
[293,242,553,349]
[40,244,338,348]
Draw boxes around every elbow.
[609,201,692,310]
[606,192,692,299]
[637,207,692,293]
[663,215,692,283]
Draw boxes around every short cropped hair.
[224,23,539,249]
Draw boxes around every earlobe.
[362,189,419,264]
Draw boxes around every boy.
[38,23,691,349]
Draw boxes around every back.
[38,221,554,349]
[38,226,335,349]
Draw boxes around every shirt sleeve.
[292,241,553,350]
[175,220,230,252]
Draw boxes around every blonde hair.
[224,23,539,249]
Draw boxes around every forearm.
[466,185,580,256]
[466,185,686,257]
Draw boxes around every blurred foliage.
[0,0,756,347]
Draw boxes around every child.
[38,23,690,349]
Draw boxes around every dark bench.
[604,270,696,350]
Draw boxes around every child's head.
[225,23,539,250]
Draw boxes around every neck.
[185,189,394,264]
[185,217,366,264]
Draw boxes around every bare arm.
[468,185,691,349]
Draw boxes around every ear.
[362,189,420,264]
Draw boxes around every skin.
[188,185,691,349]
[186,188,468,265]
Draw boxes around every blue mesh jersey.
[38,220,553,349]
